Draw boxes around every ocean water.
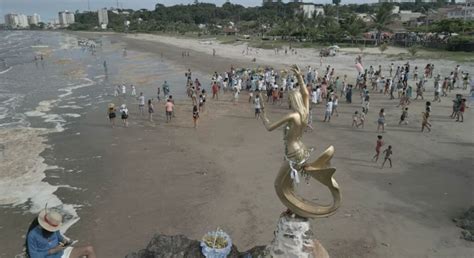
[0,31,198,234]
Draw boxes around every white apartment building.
[98,8,109,26]
[447,5,474,20]
[4,13,29,28]
[58,11,75,27]
[27,13,41,25]
[299,4,324,19]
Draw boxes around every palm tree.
[371,3,398,45]
[344,15,366,45]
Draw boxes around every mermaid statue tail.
[274,146,341,218]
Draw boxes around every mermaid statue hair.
[288,90,308,126]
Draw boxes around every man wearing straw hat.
[26,208,96,258]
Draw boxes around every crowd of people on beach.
[106,54,471,152]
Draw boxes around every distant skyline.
[1,0,381,22]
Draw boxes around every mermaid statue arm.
[259,92,294,132]
[291,65,310,110]
[262,112,298,132]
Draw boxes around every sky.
[1,0,379,22]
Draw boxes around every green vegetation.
[69,1,472,52]
[407,45,419,57]
[379,43,388,54]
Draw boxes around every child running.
[381,145,393,168]
[399,107,409,125]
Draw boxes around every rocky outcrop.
[125,234,267,258]
[453,206,474,241]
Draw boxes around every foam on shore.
[0,128,79,231]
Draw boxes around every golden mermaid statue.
[260,64,341,218]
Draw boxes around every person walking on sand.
[323,98,333,122]
[193,105,199,128]
[107,103,116,128]
[120,104,129,127]
[138,92,145,116]
[254,93,262,119]
[168,95,176,117]
[352,111,360,128]
[121,84,126,98]
[377,108,386,133]
[26,208,96,258]
[162,81,170,99]
[165,99,174,122]
[372,135,384,162]
[434,79,442,102]
[421,111,431,132]
[233,87,240,104]
[114,85,120,97]
[131,85,136,97]
[415,82,424,100]
[332,95,339,117]
[148,99,154,122]
[212,81,219,100]
[381,145,393,168]
[399,107,409,125]
[358,109,366,128]
[456,98,466,122]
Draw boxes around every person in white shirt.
[120,104,129,127]
[121,84,126,97]
[138,92,145,116]
[311,88,318,105]
[131,85,136,97]
[324,99,333,122]
[316,87,322,103]
[254,94,262,119]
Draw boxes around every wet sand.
[1,31,473,257]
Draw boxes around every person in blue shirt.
[26,208,96,258]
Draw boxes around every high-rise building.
[4,13,29,28]
[58,11,75,27]
[98,8,109,26]
[27,13,41,25]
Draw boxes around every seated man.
[26,208,96,258]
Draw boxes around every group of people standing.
[107,81,175,127]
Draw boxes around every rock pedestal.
[267,214,329,258]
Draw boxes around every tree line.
[69,1,473,49]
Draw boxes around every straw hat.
[108,103,115,108]
[38,208,63,232]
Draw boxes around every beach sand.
[1,31,472,257]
